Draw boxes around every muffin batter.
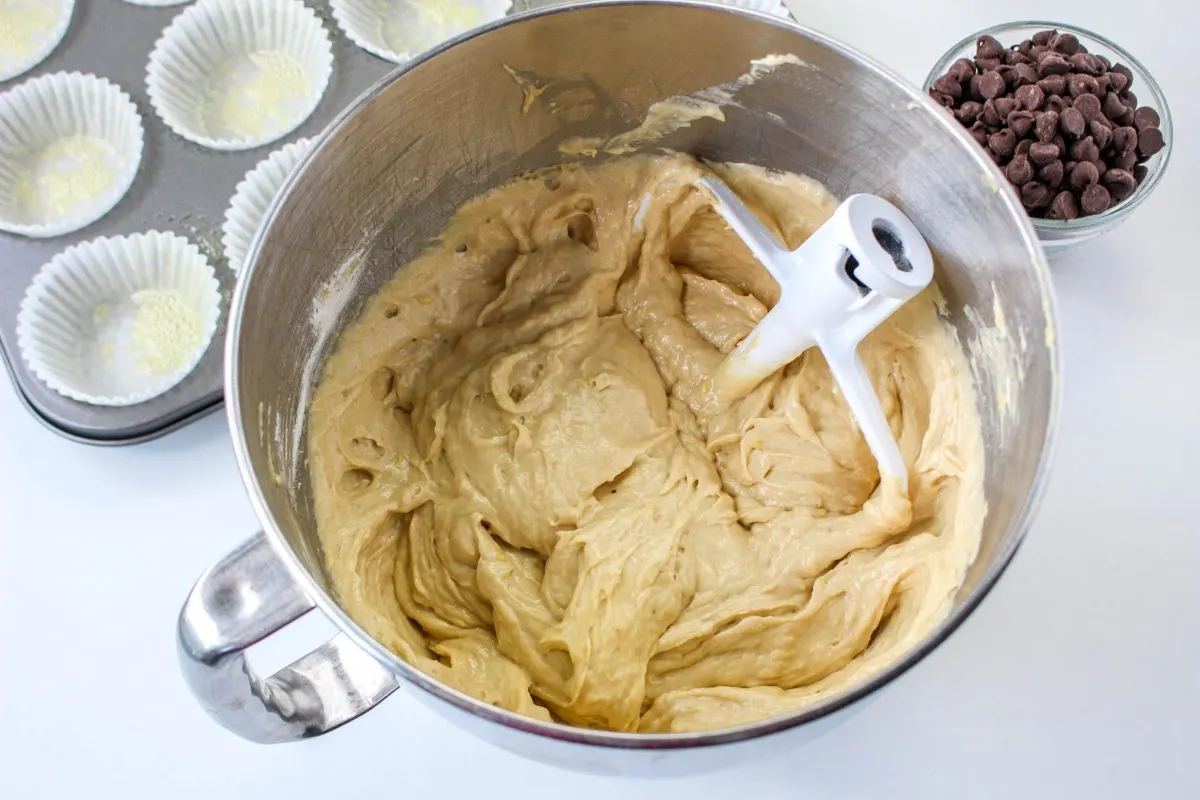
[308,154,985,733]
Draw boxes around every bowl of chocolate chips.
[926,21,1172,251]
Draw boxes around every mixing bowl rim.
[226,0,1062,749]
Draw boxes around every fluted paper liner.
[331,0,511,64]
[0,0,74,82]
[146,0,334,151]
[222,136,313,274]
[0,72,144,238]
[17,232,221,406]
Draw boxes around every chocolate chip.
[968,121,989,146]
[978,71,1006,99]
[1073,93,1103,120]
[949,58,976,82]
[956,100,983,125]
[1037,74,1067,96]
[1069,160,1100,189]
[933,74,964,99]
[1032,29,1056,46]
[976,34,1004,59]
[968,74,985,101]
[982,99,1002,127]
[1006,153,1034,185]
[1035,110,1060,142]
[1053,133,1068,153]
[976,57,1003,72]
[1110,149,1138,170]
[1016,138,1033,156]
[1112,125,1138,153]
[1015,83,1045,111]
[931,92,955,108]
[1040,159,1065,188]
[1133,106,1161,130]
[1069,135,1101,162]
[1111,63,1133,81]
[1069,52,1104,76]
[1134,164,1149,183]
[1106,70,1130,93]
[986,147,1007,165]
[1080,183,1112,214]
[988,128,1018,157]
[1018,39,1036,56]
[1046,94,1068,113]
[1096,74,1112,95]
[994,96,1019,118]
[1060,107,1086,137]
[1048,190,1079,220]
[1051,33,1081,55]
[1014,63,1040,86]
[1102,91,1128,121]
[1007,50,1034,66]
[1102,168,1138,201]
[1038,52,1072,77]
[1009,110,1035,137]
[1021,180,1053,208]
[1097,54,1113,70]
[1089,119,1113,150]
[1138,127,1166,158]
[1120,89,1138,108]
[1068,73,1100,98]
[1029,141,1060,165]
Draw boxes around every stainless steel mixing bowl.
[178,1,1059,776]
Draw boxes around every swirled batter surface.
[309,154,985,733]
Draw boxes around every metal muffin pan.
[0,0,396,445]
[0,0,773,444]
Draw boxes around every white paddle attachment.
[697,176,934,492]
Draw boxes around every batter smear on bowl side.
[308,153,986,733]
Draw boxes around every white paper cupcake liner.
[221,136,312,274]
[0,0,74,83]
[17,231,221,406]
[0,72,145,238]
[146,0,334,151]
[718,0,790,17]
[331,0,511,64]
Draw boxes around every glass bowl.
[925,21,1173,253]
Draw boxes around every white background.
[2,0,1197,797]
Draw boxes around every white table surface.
[2,0,1197,796]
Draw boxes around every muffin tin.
[0,0,397,444]
[0,0,788,445]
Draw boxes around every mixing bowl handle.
[177,531,399,743]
